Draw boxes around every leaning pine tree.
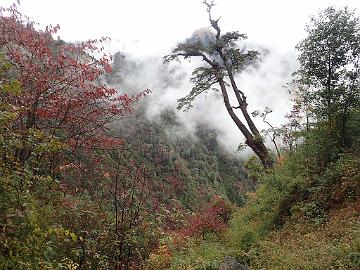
[164,0,274,168]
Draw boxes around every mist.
[106,34,299,156]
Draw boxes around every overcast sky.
[2,0,360,55]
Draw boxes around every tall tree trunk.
[216,36,274,169]
[218,79,274,169]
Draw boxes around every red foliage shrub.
[0,4,149,155]
[178,197,233,239]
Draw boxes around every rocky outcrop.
[219,256,249,270]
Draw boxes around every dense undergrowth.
[148,125,360,269]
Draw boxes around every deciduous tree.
[0,4,149,165]
[293,7,360,147]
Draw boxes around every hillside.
[1,2,360,270]
[152,141,360,269]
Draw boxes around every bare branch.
[203,0,221,39]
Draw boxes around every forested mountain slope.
[145,5,360,270]
[0,5,252,269]
[116,109,253,209]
